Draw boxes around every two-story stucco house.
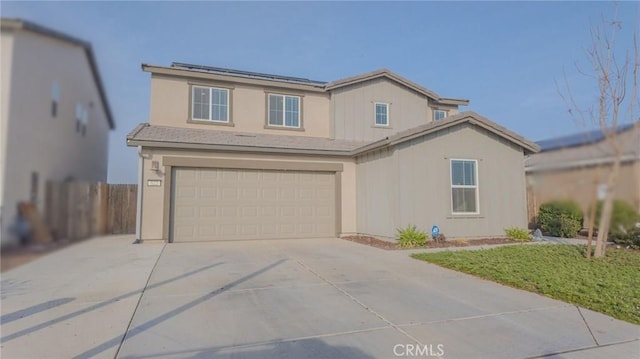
[127,63,538,243]
[0,19,114,248]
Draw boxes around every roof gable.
[354,111,539,156]
[1,18,115,129]
[325,69,469,106]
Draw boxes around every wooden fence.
[45,182,137,241]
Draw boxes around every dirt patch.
[342,235,518,250]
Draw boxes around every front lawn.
[411,245,640,325]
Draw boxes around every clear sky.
[2,1,638,183]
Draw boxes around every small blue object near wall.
[431,225,440,239]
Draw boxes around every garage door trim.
[161,158,343,242]
[163,156,343,172]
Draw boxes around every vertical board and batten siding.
[356,123,528,239]
[332,78,431,142]
[331,77,461,142]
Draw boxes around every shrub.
[396,224,427,248]
[505,227,531,241]
[592,200,640,235]
[610,227,640,249]
[538,200,583,238]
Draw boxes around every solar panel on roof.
[536,123,634,152]
[171,62,327,85]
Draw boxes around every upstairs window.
[434,110,448,121]
[374,103,389,126]
[51,82,59,117]
[268,94,300,128]
[192,86,229,123]
[451,159,479,214]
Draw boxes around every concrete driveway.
[1,236,638,358]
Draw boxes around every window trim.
[434,109,448,121]
[450,158,480,215]
[265,93,302,129]
[374,102,389,127]
[189,85,232,124]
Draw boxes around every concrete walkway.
[1,236,638,358]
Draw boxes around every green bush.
[592,200,640,235]
[538,200,583,238]
[505,227,531,241]
[610,227,640,249]
[397,224,427,248]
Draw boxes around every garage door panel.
[172,167,335,241]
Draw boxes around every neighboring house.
[127,63,538,243]
[525,125,640,225]
[0,19,114,248]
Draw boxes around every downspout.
[135,145,143,243]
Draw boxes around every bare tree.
[558,4,639,258]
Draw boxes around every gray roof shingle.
[127,111,539,157]
[127,124,368,155]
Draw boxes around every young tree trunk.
[586,181,598,259]
[594,159,621,257]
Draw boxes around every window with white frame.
[451,159,478,214]
[268,94,300,128]
[434,110,448,121]
[375,103,389,126]
[192,86,229,122]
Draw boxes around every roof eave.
[126,138,355,157]
[325,70,441,100]
[142,64,327,92]
[435,98,470,106]
[353,113,540,156]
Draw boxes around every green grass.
[411,245,640,325]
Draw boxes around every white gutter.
[135,146,143,243]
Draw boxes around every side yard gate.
[45,182,137,241]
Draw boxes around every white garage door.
[171,167,336,241]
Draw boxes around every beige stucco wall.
[148,74,331,138]
[356,123,528,239]
[526,161,640,224]
[0,31,14,243]
[139,148,357,241]
[332,78,458,142]
[0,29,111,247]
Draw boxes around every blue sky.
[2,1,638,183]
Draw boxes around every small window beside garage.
[450,159,479,214]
